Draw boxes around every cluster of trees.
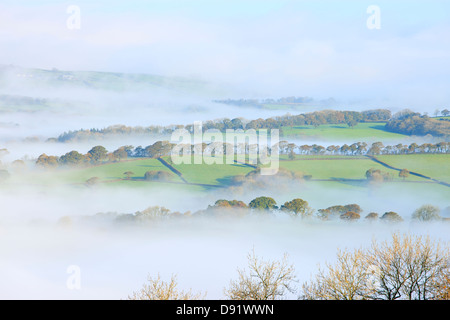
[53,109,393,142]
[36,145,110,168]
[35,142,174,168]
[213,96,317,107]
[89,197,448,224]
[277,140,450,156]
[143,170,172,182]
[34,138,450,168]
[385,109,450,137]
[207,198,446,223]
[50,108,450,143]
[0,94,47,106]
[55,125,173,143]
[226,168,306,193]
[128,233,450,300]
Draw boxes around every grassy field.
[7,154,448,194]
[281,122,408,141]
[166,155,254,185]
[279,156,398,180]
[377,154,450,183]
[11,158,183,187]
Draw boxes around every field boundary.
[365,155,450,188]
[157,157,188,183]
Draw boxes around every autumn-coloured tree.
[380,211,403,223]
[340,211,360,221]
[212,199,248,209]
[399,169,410,180]
[281,198,313,218]
[36,153,59,168]
[365,212,379,220]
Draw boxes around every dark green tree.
[249,196,278,211]
[88,146,108,163]
[281,198,312,218]
[59,150,85,166]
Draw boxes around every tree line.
[53,109,393,142]
[52,108,450,143]
[385,109,450,137]
[34,139,450,168]
[87,196,448,224]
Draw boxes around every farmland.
[377,154,450,183]
[9,153,449,194]
[281,122,408,141]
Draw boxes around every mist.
[1,169,449,299]
[2,1,450,111]
[1,198,449,300]
[0,0,449,300]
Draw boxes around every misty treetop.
[85,197,449,225]
[53,108,395,142]
[52,108,450,144]
[34,139,450,169]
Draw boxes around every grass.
[279,156,398,180]
[166,155,255,185]
[16,158,183,187]
[377,154,450,183]
[281,122,408,141]
[7,154,448,194]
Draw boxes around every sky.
[0,0,450,108]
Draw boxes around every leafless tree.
[128,273,205,300]
[224,249,297,300]
[301,233,450,300]
[301,248,370,300]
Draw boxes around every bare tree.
[301,248,370,300]
[366,233,449,300]
[224,249,297,300]
[301,233,450,300]
[128,273,205,300]
[412,204,441,221]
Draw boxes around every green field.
[377,154,450,183]
[279,157,396,180]
[7,154,449,194]
[167,156,254,185]
[11,158,183,187]
[281,122,408,141]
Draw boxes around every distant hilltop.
[0,64,221,95]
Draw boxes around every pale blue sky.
[0,0,449,108]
